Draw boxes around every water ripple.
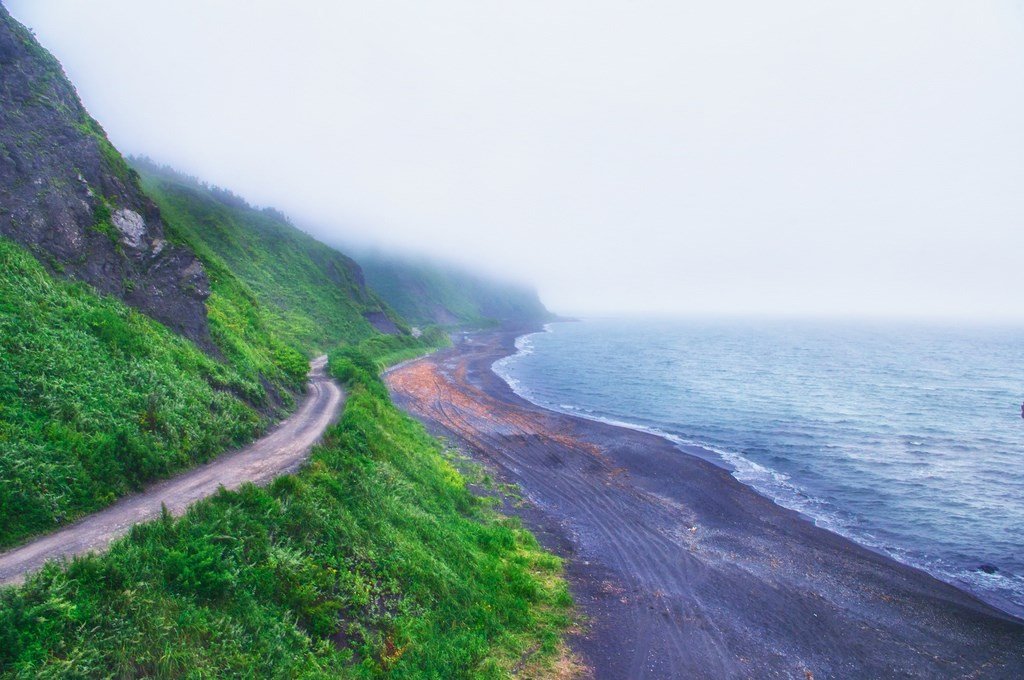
[494,318,1024,618]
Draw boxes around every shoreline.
[494,323,1024,622]
[387,325,1024,678]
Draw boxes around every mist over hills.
[130,158,555,333]
[0,6,570,675]
[133,159,407,348]
[0,2,552,546]
[355,249,554,327]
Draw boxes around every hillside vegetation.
[137,161,405,353]
[0,336,575,678]
[0,238,300,548]
[0,8,338,546]
[0,118,414,548]
[357,252,553,327]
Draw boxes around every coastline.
[494,323,1024,621]
[387,325,1024,678]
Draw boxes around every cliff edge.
[0,6,211,346]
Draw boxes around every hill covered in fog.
[356,250,554,327]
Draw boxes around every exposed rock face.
[363,310,401,335]
[0,6,212,346]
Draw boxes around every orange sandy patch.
[388,359,605,460]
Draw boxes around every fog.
[8,1,1024,319]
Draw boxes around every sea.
[493,317,1024,619]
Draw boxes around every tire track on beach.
[437,358,789,676]
[392,352,737,677]
[387,330,1024,679]
[411,362,664,666]
[410,358,782,675]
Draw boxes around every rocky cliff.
[0,6,211,345]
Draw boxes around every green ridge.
[357,252,552,327]
[137,162,406,354]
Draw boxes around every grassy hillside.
[0,7,339,546]
[356,252,553,327]
[137,161,405,353]
[0,336,575,678]
[0,238,307,548]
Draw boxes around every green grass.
[0,238,291,548]
[197,249,309,399]
[348,328,452,372]
[136,161,405,354]
[0,337,573,678]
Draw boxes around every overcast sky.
[8,1,1024,318]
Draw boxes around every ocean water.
[493,318,1024,618]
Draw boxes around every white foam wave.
[492,325,553,401]
[495,330,841,526]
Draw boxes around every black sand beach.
[386,327,1024,679]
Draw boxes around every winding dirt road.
[0,356,344,586]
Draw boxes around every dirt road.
[387,329,1024,679]
[0,356,344,586]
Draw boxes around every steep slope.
[136,161,406,353]
[0,238,271,547]
[0,10,327,546]
[0,6,211,345]
[357,251,553,327]
[0,8,574,675]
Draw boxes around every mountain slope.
[0,7,574,675]
[0,10,355,546]
[0,6,211,345]
[357,251,553,327]
[136,161,405,352]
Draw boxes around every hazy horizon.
[8,1,1024,319]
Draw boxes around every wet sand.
[386,327,1024,679]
